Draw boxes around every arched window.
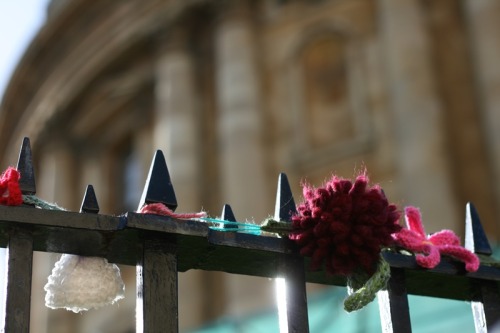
[300,34,355,149]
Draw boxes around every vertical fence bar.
[137,239,178,333]
[3,227,33,333]
[471,281,500,333]
[3,137,35,333]
[465,203,500,332]
[275,173,309,333]
[277,253,309,333]
[377,267,412,333]
[136,150,179,333]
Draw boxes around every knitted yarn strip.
[343,257,391,312]
[23,194,66,211]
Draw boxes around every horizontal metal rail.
[0,138,498,332]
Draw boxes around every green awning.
[188,286,475,333]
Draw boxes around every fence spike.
[137,150,177,212]
[221,204,237,227]
[465,202,492,255]
[274,173,297,222]
[80,185,99,214]
[16,137,36,195]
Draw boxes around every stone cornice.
[0,0,208,164]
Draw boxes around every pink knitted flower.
[393,206,479,272]
[290,174,401,276]
[0,167,23,206]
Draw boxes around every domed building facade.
[1,0,500,332]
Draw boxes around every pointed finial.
[16,137,36,195]
[274,173,297,222]
[137,150,177,211]
[465,202,492,255]
[80,185,100,214]
[221,204,237,229]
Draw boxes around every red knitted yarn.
[290,174,401,276]
[139,203,207,219]
[0,167,23,206]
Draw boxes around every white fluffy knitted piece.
[44,254,125,313]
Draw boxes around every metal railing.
[1,138,499,333]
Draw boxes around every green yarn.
[343,257,391,312]
[22,195,66,211]
[477,254,500,266]
[259,218,293,236]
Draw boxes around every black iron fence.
[1,138,499,333]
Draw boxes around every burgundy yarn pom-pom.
[290,174,401,276]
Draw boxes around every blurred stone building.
[1,0,500,332]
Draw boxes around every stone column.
[379,0,459,231]
[464,0,500,229]
[215,2,274,316]
[154,27,201,211]
[215,3,269,219]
